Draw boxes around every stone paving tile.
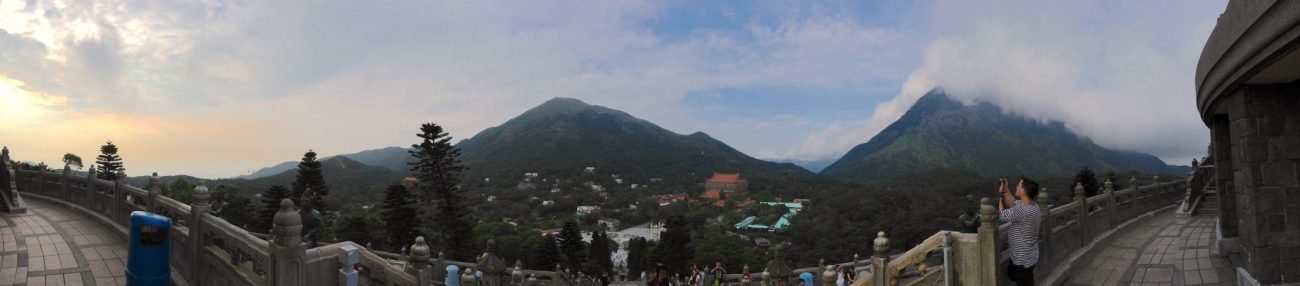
[1,200,129,286]
[1060,212,1239,286]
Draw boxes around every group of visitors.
[644,260,726,286]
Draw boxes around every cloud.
[777,0,1225,165]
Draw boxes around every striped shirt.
[1000,200,1041,267]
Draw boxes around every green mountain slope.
[821,89,1187,181]
[453,97,816,187]
[227,156,405,208]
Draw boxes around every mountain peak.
[522,97,594,117]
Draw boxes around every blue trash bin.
[127,211,171,286]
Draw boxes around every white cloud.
[775,0,1225,165]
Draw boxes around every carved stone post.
[761,268,771,286]
[871,232,890,286]
[741,265,751,286]
[820,262,834,286]
[1038,188,1052,267]
[462,267,478,286]
[191,182,211,286]
[478,240,507,286]
[435,251,447,282]
[409,236,432,286]
[113,171,125,225]
[1074,183,1088,242]
[61,164,69,201]
[977,197,996,286]
[270,199,307,286]
[147,173,161,212]
[1105,179,1116,228]
[511,261,524,286]
[526,274,537,286]
[86,166,96,195]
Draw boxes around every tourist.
[688,264,704,286]
[998,177,1041,286]
[649,260,669,286]
[838,264,855,286]
[709,260,726,286]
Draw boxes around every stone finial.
[511,260,524,284]
[820,264,835,286]
[978,197,994,223]
[63,163,70,172]
[818,258,824,269]
[1104,179,1114,192]
[115,170,126,181]
[1152,175,1160,184]
[411,236,431,269]
[1,146,7,157]
[148,172,160,188]
[1037,188,1048,203]
[272,199,303,246]
[193,181,211,206]
[1129,176,1138,189]
[1073,183,1085,200]
[872,231,889,256]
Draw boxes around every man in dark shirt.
[709,260,726,286]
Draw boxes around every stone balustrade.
[4,147,1203,286]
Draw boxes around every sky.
[0,0,1227,178]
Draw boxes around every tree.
[535,234,562,271]
[1074,167,1100,197]
[216,184,259,230]
[168,178,195,204]
[258,185,290,233]
[62,153,83,170]
[626,237,647,277]
[558,220,586,272]
[586,229,614,276]
[290,150,330,211]
[651,216,693,275]
[95,141,124,180]
[381,184,421,250]
[334,209,382,247]
[410,123,476,260]
[473,222,545,269]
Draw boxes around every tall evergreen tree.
[535,234,562,271]
[626,237,647,277]
[168,178,195,204]
[290,150,330,211]
[651,216,692,275]
[381,184,421,250]
[95,141,124,180]
[1074,167,1100,197]
[409,123,475,260]
[258,185,290,232]
[217,185,259,230]
[558,220,586,272]
[586,229,614,276]
[335,209,382,247]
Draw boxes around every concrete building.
[1195,1,1300,283]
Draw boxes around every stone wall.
[1217,82,1300,283]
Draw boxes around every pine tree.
[258,185,290,233]
[381,184,421,250]
[559,220,586,272]
[168,178,195,204]
[410,123,476,260]
[651,216,692,275]
[1074,167,1100,197]
[626,237,645,278]
[335,209,381,247]
[218,186,259,230]
[535,234,562,271]
[290,150,330,211]
[586,229,614,276]
[95,141,124,180]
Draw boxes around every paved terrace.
[1061,212,1239,286]
[1,199,127,286]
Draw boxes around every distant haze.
[0,1,1225,178]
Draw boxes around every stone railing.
[0,147,28,213]
[1177,158,1214,216]
[5,148,572,286]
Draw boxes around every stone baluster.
[1105,179,1117,228]
[84,166,95,206]
[819,258,833,286]
[1129,176,1138,193]
[527,274,537,286]
[761,267,771,286]
[191,181,211,286]
[871,231,890,286]
[977,197,996,286]
[409,236,432,285]
[113,170,125,225]
[462,267,478,286]
[147,173,161,212]
[1038,188,1052,268]
[851,253,860,272]
[270,199,306,286]
[511,260,524,286]
[1074,182,1088,242]
[61,164,69,201]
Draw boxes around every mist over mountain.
[821,89,1188,181]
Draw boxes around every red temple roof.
[710,172,742,183]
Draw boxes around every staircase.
[1199,182,1219,216]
